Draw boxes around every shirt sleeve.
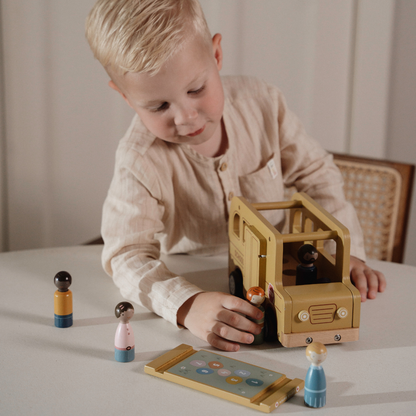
[274,87,366,261]
[101,144,203,327]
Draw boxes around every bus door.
[243,224,267,290]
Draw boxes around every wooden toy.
[228,192,361,347]
[53,271,73,328]
[114,301,135,362]
[145,344,303,413]
[304,342,327,408]
[246,287,265,345]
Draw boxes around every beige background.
[0,0,415,264]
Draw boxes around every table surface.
[1,245,415,415]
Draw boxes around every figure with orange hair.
[304,342,327,407]
[246,287,265,345]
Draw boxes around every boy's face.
[109,34,224,152]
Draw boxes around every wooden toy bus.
[228,192,361,348]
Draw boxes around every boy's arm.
[101,150,202,326]
[101,146,264,345]
[274,87,384,298]
[103,193,264,350]
[104,243,203,326]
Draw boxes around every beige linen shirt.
[102,76,365,327]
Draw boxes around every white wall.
[0,0,6,251]
[2,1,134,250]
[202,0,356,153]
[386,0,416,265]
[0,0,414,264]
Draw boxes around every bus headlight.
[337,307,348,319]
[298,310,309,322]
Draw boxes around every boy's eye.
[149,85,205,112]
[188,85,205,95]
[152,102,169,112]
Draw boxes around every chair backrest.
[332,153,415,263]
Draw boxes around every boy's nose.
[174,105,198,126]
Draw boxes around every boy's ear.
[108,80,134,109]
[212,33,223,71]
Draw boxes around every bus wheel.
[229,269,244,299]
[263,299,278,342]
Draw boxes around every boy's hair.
[85,0,211,75]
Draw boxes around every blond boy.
[86,0,385,351]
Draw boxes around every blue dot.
[196,368,214,375]
[246,378,264,387]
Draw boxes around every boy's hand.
[350,256,386,302]
[177,292,263,352]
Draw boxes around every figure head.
[297,244,318,266]
[54,271,72,292]
[115,301,135,323]
[246,286,265,306]
[306,342,327,366]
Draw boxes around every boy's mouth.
[187,125,205,137]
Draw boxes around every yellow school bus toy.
[228,192,361,348]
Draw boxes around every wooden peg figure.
[54,271,73,328]
[246,286,265,345]
[296,244,318,285]
[304,342,327,408]
[114,301,135,362]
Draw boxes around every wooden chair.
[332,153,414,263]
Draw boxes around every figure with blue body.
[54,271,73,328]
[304,342,327,408]
[114,301,135,362]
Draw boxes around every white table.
[1,245,415,415]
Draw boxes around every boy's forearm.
[105,247,203,327]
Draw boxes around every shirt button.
[228,192,234,201]
[220,162,228,171]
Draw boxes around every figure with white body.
[114,301,135,362]
[304,342,327,408]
